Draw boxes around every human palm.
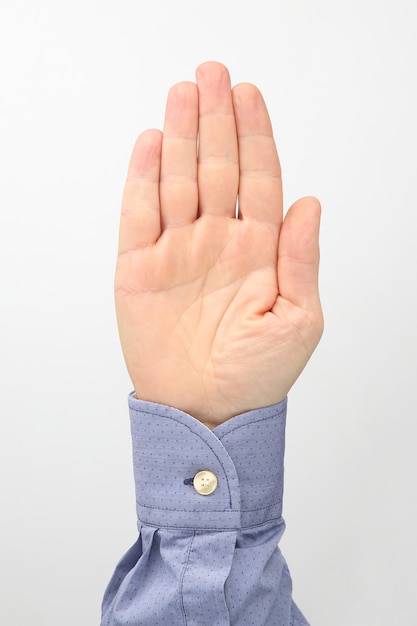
[115,62,323,428]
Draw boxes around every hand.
[114,62,323,429]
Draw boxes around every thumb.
[277,196,322,312]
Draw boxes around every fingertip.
[195,61,232,93]
[196,60,230,78]
[281,196,322,264]
[232,82,263,103]
[132,128,162,153]
[167,81,197,104]
[303,195,321,211]
[128,129,162,178]
[135,128,162,142]
[232,82,273,139]
[232,84,260,119]
[286,196,322,231]
[297,196,322,219]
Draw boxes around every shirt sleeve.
[101,395,310,626]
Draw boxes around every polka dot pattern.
[101,396,310,625]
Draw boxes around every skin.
[114,61,323,429]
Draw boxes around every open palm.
[115,62,323,428]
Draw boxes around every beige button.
[193,470,218,496]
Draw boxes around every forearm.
[101,396,310,626]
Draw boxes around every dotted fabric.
[101,397,310,626]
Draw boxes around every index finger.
[232,83,283,224]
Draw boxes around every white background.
[1,1,416,624]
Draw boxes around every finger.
[160,81,199,228]
[196,62,239,217]
[232,83,282,224]
[277,196,322,310]
[118,129,162,255]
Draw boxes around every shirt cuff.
[129,395,287,532]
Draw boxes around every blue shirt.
[101,395,310,625]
